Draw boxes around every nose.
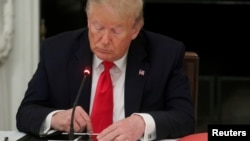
[101,30,110,45]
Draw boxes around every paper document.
[0,130,26,141]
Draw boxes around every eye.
[95,26,103,31]
[112,28,123,34]
[93,23,104,31]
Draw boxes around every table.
[0,131,178,141]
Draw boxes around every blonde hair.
[86,0,144,26]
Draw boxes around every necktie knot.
[102,61,114,71]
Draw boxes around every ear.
[131,21,143,40]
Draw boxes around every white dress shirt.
[90,55,126,122]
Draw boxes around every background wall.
[145,1,250,132]
[0,0,39,130]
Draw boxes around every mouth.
[96,48,111,54]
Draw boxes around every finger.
[75,106,93,133]
[100,123,117,135]
[114,135,130,141]
[71,107,86,132]
[97,131,118,141]
[97,125,118,140]
[73,118,82,132]
[74,113,86,132]
[84,115,93,133]
[77,107,93,133]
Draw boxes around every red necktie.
[91,61,114,133]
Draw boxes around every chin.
[96,54,112,61]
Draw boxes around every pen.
[62,132,99,136]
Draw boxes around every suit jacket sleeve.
[16,29,88,136]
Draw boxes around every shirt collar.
[93,52,128,71]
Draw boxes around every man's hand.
[97,114,145,141]
[51,106,93,133]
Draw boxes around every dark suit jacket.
[16,28,194,140]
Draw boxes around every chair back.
[183,51,199,130]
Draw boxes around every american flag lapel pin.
[138,69,145,76]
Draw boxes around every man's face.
[87,5,140,62]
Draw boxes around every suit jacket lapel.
[69,30,93,114]
[125,34,149,116]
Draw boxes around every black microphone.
[69,68,91,140]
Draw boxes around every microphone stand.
[69,69,90,140]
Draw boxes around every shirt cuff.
[133,113,156,141]
[39,110,63,137]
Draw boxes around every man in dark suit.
[16,0,194,140]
